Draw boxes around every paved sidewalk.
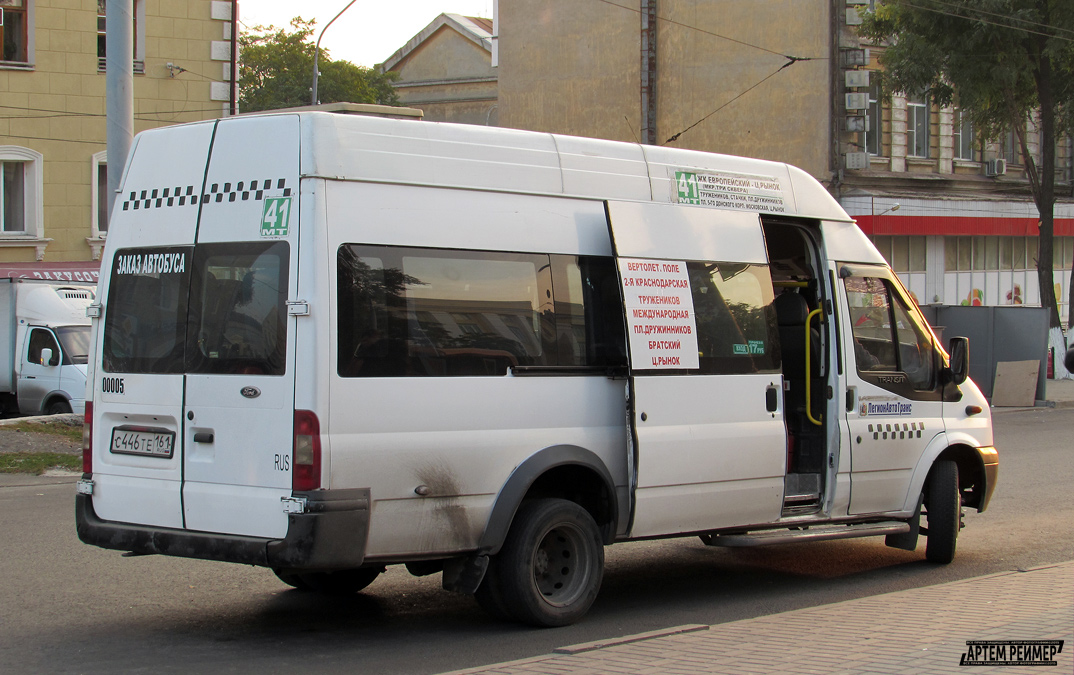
[440,561,1073,675]
[1045,377,1074,408]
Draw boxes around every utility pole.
[105,0,134,222]
[640,0,657,145]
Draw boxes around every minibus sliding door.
[605,201,786,538]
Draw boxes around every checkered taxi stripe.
[869,422,924,441]
[121,179,292,211]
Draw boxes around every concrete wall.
[0,0,230,264]
[498,0,832,179]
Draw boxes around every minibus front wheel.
[478,498,604,627]
[924,460,961,564]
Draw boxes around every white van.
[77,111,997,626]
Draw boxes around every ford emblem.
[240,386,261,399]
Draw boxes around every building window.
[865,80,882,156]
[2,160,26,232]
[91,151,109,237]
[954,108,975,161]
[873,236,926,273]
[944,236,1040,272]
[97,0,145,73]
[0,147,42,238]
[906,93,930,158]
[1003,129,1021,165]
[1,0,29,64]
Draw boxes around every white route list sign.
[673,169,787,213]
[619,258,699,370]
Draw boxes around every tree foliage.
[239,18,399,112]
[861,0,1074,329]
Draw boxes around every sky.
[238,0,494,68]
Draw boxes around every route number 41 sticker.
[260,197,292,237]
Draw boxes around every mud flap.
[885,493,923,551]
[442,554,489,594]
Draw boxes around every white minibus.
[77,111,997,626]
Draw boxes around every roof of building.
[379,13,493,72]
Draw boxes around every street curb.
[553,624,710,655]
[0,413,81,426]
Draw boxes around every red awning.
[856,215,1074,237]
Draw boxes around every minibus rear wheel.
[490,498,604,627]
[924,460,960,564]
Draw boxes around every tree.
[861,0,1074,374]
[239,18,399,112]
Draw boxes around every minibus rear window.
[102,243,288,375]
[185,242,289,376]
[103,246,192,374]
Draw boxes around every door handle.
[765,384,779,412]
[846,386,857,413]
[193,432,214,444]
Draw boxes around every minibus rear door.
[91,122,214,529]
[180,115,301,539]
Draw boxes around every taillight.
[293,409,321,492]
[82,401,93,475]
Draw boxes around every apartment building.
[0,0,236,278]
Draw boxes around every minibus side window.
[338,245,555,377]
[103,246,192,374]
[688,262,780,375]
[184,242,289,376]
[550,255,627,368]
[846,275,934,390]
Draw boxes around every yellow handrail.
[805,308,823,426]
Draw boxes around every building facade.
[0,0,236,277]
[379,14,497,126]
[489,0,1073,325]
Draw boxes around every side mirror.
[1065,346,1074,373]
[947,337,969,385]
[40,347,54,367]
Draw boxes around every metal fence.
[919,305,1050,401]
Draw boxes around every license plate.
[110,426,175,459]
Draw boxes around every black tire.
[925,460,961,564]
[273,568,312,590]
[47,400,72,415]
[299,567,383,594]
[488,498,604,627]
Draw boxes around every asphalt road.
[1,407,1071,674]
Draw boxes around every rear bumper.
[76,486,370,570]
[976,446,999,512]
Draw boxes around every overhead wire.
[897,0,1074,42]
[906,0,1074,39]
